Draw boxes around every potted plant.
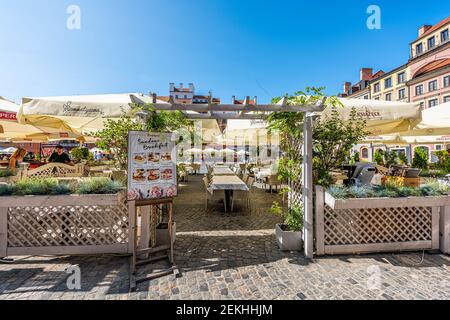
[271,201,304,251]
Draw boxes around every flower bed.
[315,186,450,256]
[0,178,132,257]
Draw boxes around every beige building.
[370,64,409,102]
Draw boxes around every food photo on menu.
[161,152,172,162]
[148,152,160,163]
[147,169,160,181]
[133,153,147,164]
[161,167,174,181]
[132,168,146,182]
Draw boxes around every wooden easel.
[128,197,180,291]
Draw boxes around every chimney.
[169,83,175,93]
[343,82,352,95]
[179,83,183,89]
[189,83,195,93]
[418,25,432,37]
[231,96,236,104]
[254,96,258,105]
[360,68,373,81]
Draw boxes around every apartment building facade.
[340,16,450,162]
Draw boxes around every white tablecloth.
[211,175,249,191]
[213,167,235,176]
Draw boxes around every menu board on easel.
[127,131,177,201]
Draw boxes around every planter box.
[0,192,131,257]
[275,224,303,251]
[315,186,447,256]
[156,222,176,246]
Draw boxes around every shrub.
[412,148,429,169]
[398,152,408,165]
[270,202,303,232]
[11,179,71,196]
[75,178,124,195]
[373,150,384,166]
[384,150,398,167]
[0,169,14,178]
[70,147,93,163]
[435,150,450,173]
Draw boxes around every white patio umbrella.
[0,147,17,154]
[17,93,165,135]
[220,148,236,154]
[362,102,450,144]
[323,98,422,135]
[185,148,203,155]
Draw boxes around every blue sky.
[1,0,449,103]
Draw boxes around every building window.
[436,144,443,151]
[428,36,436,49]
[373,82,380,93]
[364,95,369,100]
[374,97,380,100]
[442,29,449,43]
[384,78,392,89]
[361,147,369,159]
[419,102,425,110]
[398,88,406,100]
[385,93,392,101]
[428,99,438,108]
[444,96,450,103]
[416,43,423,55]
[429,80,438,92]
[444,75,450,88]
[397,72,406,84]
[415,84,424,96]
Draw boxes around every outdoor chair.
[264,174,282,193]
[246,176,255,189]
[202,177,226,212]
[231,190,250,212]
[351,167,376,186]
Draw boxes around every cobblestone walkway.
[1,176,449,300]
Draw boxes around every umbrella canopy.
[17,93,163,135]
[219,148,236,154]
[323,98,422,135]
[185,148,203,154]
[0,97,19,121]
[0,147,17,154]
[362,102,450,144]
[0,120,84,142]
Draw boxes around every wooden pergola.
[138,94,326,259]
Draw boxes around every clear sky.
[1,0,449,103]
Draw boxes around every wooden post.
[303,114,314,259]
[432,206,440,250]
[440,205,450,254]
[128,201,136,255]
[139,206,151,258]
[315,186,325,255]
[0,207,8,257]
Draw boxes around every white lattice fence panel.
[323,204,432,246]
[7,202,129,248]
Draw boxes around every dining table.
[212,166,235,176]
[210,175,249,212]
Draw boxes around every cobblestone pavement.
[1,175,449,300]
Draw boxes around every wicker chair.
[264,174,282,193]
[203,177,226,212]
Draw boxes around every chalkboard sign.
[127,131,177,201]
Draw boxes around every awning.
[0,97,19,121]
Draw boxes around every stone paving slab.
[1,175,449,300]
